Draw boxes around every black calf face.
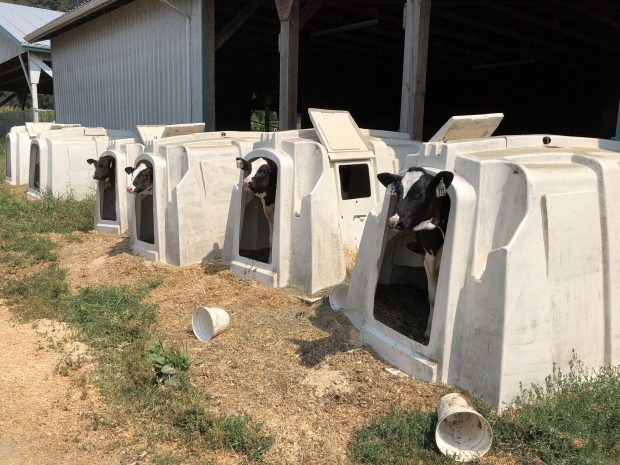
[125,163,153,194]
[377,168,453,230]
[249,160,276,194]
[238,158,277,195]
[87,155,115,181]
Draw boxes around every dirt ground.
[1,230,513,464]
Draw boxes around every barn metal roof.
[25,0,131,43]
[0,1,63,50]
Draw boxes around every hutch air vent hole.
[339,164,371,200]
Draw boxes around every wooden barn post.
[400,0,431,140]
[276,0,300,130]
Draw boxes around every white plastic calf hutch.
[336,114,620,409]
[92,123,205,236]
[26,127,134,200]
[5,123,80,186]
[224,109,422,293]
[128,130,263,266]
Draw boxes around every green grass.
[350,357,620,465]
[0,142,273,461]
[349,407,456,465]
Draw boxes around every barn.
[25,0,620,139]
[0,2,62,129]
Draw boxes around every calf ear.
[124,167,135,174]
[430,171,454,197]
[87,158,96,165]
[377,172,401,188]
[236,157,251,171]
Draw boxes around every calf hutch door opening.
[5,137,11,178]
[99,180,117,221]
[133,160,155,245]
[29,144,40,189]
[373,192,452,346]
[238,157,277,264]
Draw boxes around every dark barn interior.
[214,0,620,139]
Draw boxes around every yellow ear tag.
[436,178,447,197]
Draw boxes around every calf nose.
[127,187,134,193]
[242,176,251,190]
[388,214,400,229]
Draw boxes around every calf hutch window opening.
[29,144,40,189]
[238,157,277,264]
[338,163,371,200]
[373,191,452,346]
[134,161,154,245]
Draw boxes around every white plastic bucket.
[192,307,230,341]
[329,284,349,311]
[435,393,493,462]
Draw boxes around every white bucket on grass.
[435,393,493,462]
[192,307,230,341]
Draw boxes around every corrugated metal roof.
[0,2,64,49]
[25,0,130,43]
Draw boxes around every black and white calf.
[125,161,153,194]
[236,157,278,242]
[87,155,115,182]
[377,167,454,338]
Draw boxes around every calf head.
[377,168,453,231]
[87,155,115,181]
[125,162,153,194]
[236,157,278,197]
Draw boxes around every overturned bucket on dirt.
[329,284,349,311]
[192,307,230,341]
[435,393,493,462]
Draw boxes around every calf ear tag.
[436,179,447,197]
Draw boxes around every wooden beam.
[300,0,323,29]
[278,0,299,130]
[400,0,431,140]
[310,19,379,38]
[275,0,295,21]
[203,0,216,130]
[491,4,608,49]
[215,0,260,51]
[0,93,16,108]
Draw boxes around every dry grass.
[50,231,452,464]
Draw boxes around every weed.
[492,357,620,465]
[91,414,114,431]
[146,340,192,385]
